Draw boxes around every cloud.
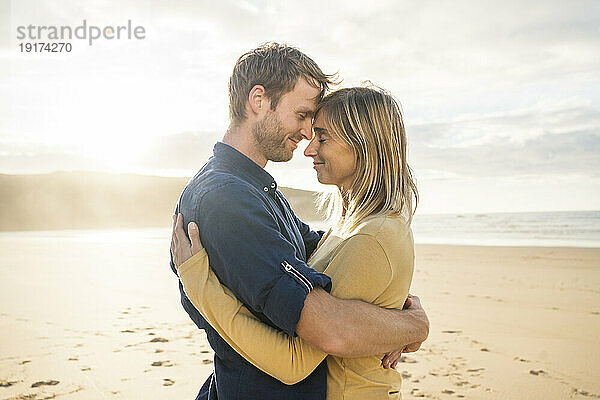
[408,99,600,177]
[2,98,598,181]
[412,131,600,178]
[2,0,599,212]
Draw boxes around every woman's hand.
[381,294,425,369]
[170,213,204,268]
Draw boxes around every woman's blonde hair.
[316,85,418,233]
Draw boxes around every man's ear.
[248,85,270,116]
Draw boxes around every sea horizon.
[2,210,598,249]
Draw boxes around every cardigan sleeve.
[177,249,327,385]
[177,232,404,385]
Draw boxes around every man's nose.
[304,136,318,157]
[300,120,313,141]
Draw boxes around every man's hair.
[316,85,419,233]
[228,42,337,127]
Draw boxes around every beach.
[0,229,599,399]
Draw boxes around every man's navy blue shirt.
[171,142,332,400]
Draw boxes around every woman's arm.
[173,216,419,381]
[297,233,416,358]
[177,249,327,385]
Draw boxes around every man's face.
[252,78,320,162]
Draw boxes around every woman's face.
[304,111,356,190]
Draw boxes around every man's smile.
[287,137,302,149]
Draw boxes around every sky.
[0,0,599,214]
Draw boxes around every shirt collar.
[213,142,279,196]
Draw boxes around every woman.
[172,86,419,399]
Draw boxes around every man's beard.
[252,111,294,162]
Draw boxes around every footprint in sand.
[121,329,135,333]
[571,388,600,398]
[453,381,470,387]
[151,360,174,367]
[529,369,546,375]
[163,378,175,386]
[467,368,485,377]
[590,311,599,315]
[442,330,462,334]
[0,380,18,387]
[31,380,59,388]
[202,359,213,365]
[19,360,31,365]
[410,388,425,397]
[398,356,417,364]
[150,337,169,343]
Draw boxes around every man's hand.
[381,294,428,369]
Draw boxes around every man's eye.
[298,113,307,120]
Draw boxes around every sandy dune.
[0,229,598,399]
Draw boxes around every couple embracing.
[169,42,430,400]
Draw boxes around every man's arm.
[296,232,429,358]
[187,182,331,336]
[297,288,429,358]
[177,249,327,385]
[181,185,427,358]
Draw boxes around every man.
[171,42,429,400]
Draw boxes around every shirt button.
[270,183,276,188]
[263,187,268,192]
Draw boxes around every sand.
[0,229,599,399]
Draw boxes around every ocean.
[410,210,600,248]
[1,211,598,248]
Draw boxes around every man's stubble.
[252,110,294,163]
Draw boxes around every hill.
[0,172,325,231]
